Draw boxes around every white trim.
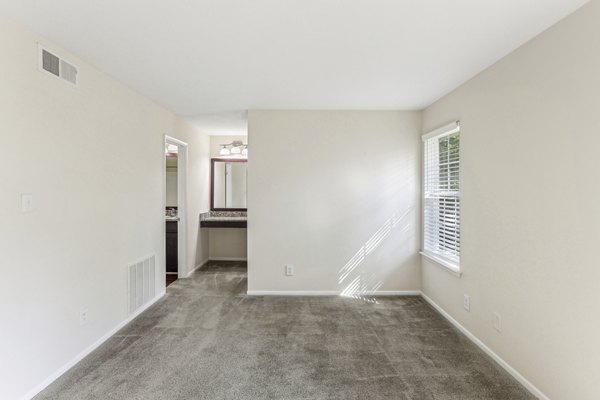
[247,290,338,296]
[421,293,549,400]
[209,257,247,261]
[422,120,460,141]
[421,121,461,272]
[362,290,421,296]
[420,251,462,278]
[186,258,210,277]
[246,290,421,296]
[164,135,188,147]
[20,291,165,400]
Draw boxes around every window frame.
[421,121,461,276]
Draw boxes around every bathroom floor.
[35,261,534,400]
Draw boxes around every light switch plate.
[285,265,294,276]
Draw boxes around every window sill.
[420,251,462,278]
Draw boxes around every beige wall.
[209,228,247,260]
[421,2,600,399]
[247,110,421,294]
[0,17,209,399]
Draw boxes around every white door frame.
[165,135,188,280]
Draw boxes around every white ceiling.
[0,0,589,135]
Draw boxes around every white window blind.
[423,122,460,269]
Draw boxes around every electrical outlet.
[493,312,502,332]
[463,294,470,312]
[285,265,294,276]
[79,309,89,327]
[21,193,33,213]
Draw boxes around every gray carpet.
[35,261,535,400]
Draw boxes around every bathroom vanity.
[165,218,178,273]
[201,157,248,260]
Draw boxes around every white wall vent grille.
[128,254,156,315]
[38,44,79,86]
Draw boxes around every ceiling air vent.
[38,45,79,86]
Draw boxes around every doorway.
[164,135,188,288]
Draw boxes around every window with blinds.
[422,122,460,270]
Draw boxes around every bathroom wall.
[209,229,247,260]
[165,157,178,207]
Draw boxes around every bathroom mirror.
[211,158,247,210]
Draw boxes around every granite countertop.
[200,211,247,221]
[200,211,247,227]
[202,216,246,221]
[165,217,180,222]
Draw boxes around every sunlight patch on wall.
[338,208,413,302]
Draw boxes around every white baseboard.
[247,290,339,296]
[186,258,209,277]
[360,290,421,296]
[246,290,421,296]
[20,291,165,400]
[421,293,549,400]
[209,257,247,261]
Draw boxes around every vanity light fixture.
[219,140,247,157]
[165,144,178,155]
[219,145,230,156]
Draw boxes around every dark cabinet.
[166,221,178,273]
